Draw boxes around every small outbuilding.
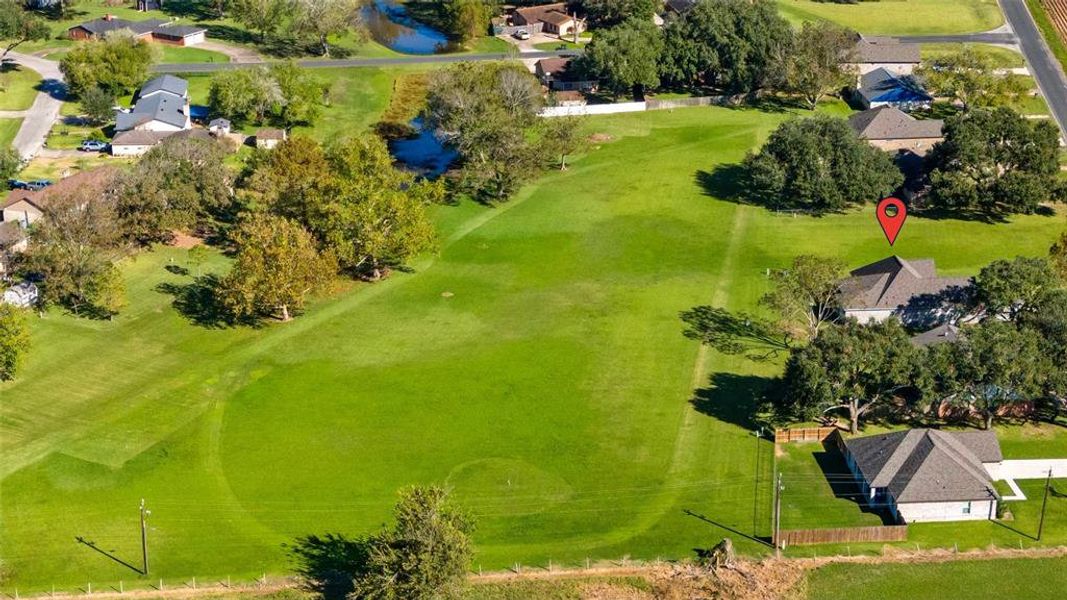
[255,128,287,149]
[2,281,39,308]
[208,118,232,137]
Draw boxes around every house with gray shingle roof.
[848,106,944,156]
[112,75,193,156]
[68,15,207,46]
[843,428,1002,522]
[847,35,922,76]
[839,256,971,328]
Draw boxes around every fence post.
[87,583,91,595]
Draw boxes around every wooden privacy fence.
[774,427,839,444]
[775,525,908,547]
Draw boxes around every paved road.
[4,52,65,160]
[997,0,1067,137]
[152,50,580,73]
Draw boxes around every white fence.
[540,102,646,117]
[539,96,727,118]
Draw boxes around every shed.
[2,281,39,308]
[208,118,232,136]
[255,128,287,149]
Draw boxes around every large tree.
[741,115,902,213]
[780,319,921,433]
[219,214,336,322]
[248,135,442,278]
[0,304,30,382]
[659,0,792,94]
[916,48,1028,111]
[1050,231,1067,281]
[440,0,498,43]
[230,0,289,42]
[0,145,20,180]
[208,66,284,125]
[59,36,153,97]
[972,256,1062,320]
[577,18,663,98]
[785,21,856,109]
[761,254,847,341]
[352,486,474,600]
[290,0,364,57]
[118,136,234,244]
[926,107,1063,216]
[927,320,1048,429]
[426,61,545,202]
[23,179,127,318]
[79,86,117,126]
[0,0,50,61]
[579,0,658,28]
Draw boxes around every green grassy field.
[921,43,1026,68]
[0,117,22,148]
[775,0,1003,34]
[3,101,1066,593]
[802,556,1067,599]
[0,64,42,111]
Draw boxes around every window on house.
[963,502,972,514]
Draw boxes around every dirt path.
[195,41,264,64]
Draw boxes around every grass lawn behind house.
[802,556,1067,599]
[3,102,1066,592]
[775,0,1003,34]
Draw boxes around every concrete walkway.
[987,459,1067,500]
[5,52,65,160]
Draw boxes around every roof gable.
[845,429,1001,503]
[859,68,932,104]
[840,256,971,311]
[848,106,944,140]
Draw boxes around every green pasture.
[0,118,22,148]
[775,0,1003,34]
[802,556,1067,599]
[2,100,1066,593]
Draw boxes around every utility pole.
[772,473,783,558]
[1037,469,1052,541]
[752,427,763,537]
[140,499,150,575]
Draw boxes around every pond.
[388,117,458,178]
[362,0,458,55]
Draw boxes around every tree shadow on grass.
[162,0,221,22]
[690,372,777,431]
[286,533,371,600]
[154,273,250,329]
[695,164,747,203]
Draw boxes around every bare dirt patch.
[169,232,206,249]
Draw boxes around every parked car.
[7,179,29,190]
[514,29,531,40]
[25,179,52,191]
[80,140,108,152]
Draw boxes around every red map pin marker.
[876,197,907,246]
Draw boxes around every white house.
[115,75,191,135]
[843,429,1002,523]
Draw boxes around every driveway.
[986,459,1067,500]
[196,40,264,64]
[4,52,64,160]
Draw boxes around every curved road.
[5,52,65,160]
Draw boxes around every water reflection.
[388,117,458,178]
[362,0,457,55]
